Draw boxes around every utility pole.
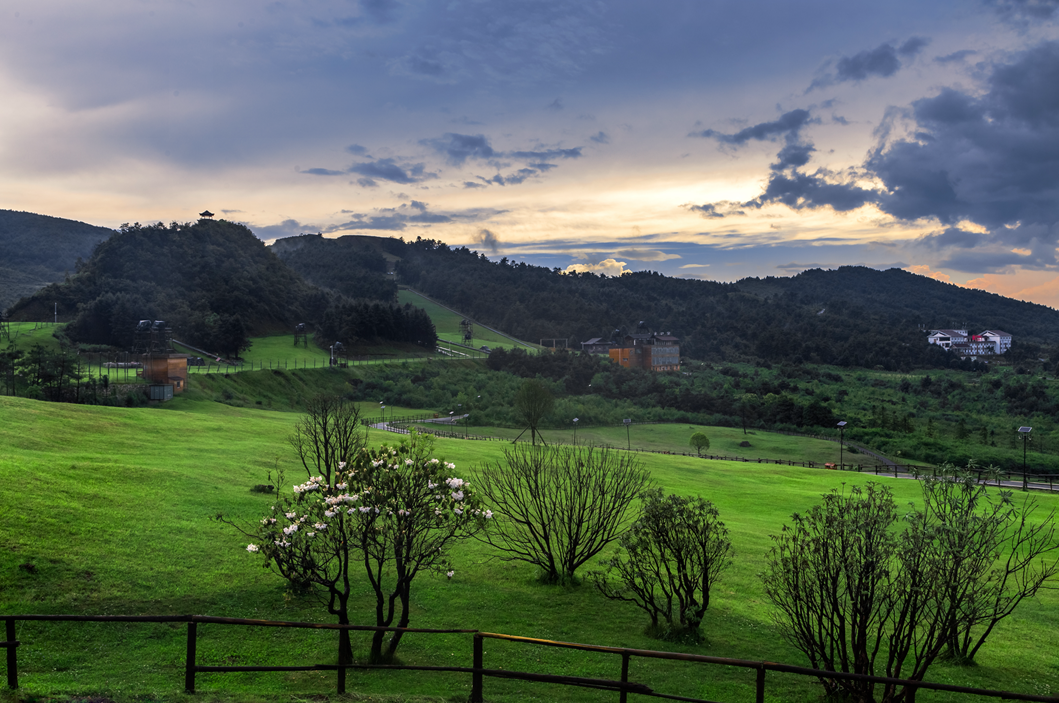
[837,420,847,469]
[1019,426,1032,490]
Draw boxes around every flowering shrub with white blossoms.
[239,430,490,664]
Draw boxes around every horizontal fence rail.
[3,614,1058,702]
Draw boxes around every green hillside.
[1,393,1057,702]
[5,219,435,358]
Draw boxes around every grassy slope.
[4,322,64,352]
[397,289,540,352]
[2,394,1058,701]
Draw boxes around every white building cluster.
[927,329,1012,358]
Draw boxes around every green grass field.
[3,321,63,352]
[1,394,1057,702]
[397,289,540,352]
[410,421,863,466]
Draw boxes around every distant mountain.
[0,209,114,311]
[735,267,1059,342]
[274,235,1056,370]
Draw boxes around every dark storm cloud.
[919,227,983,249]
[249,219,321,240]
[837,43,904,80]
[808,38,929,91]
[474,228,501,253]
[772,143,816,170]
[686,204,725,218]
[422,133,497,165]
[346,144,370,155]
[508,147,583,160]
[418,132,581,186]
[347,158,436,184]
[746,170,875,212]
[302,168,346,176]
[328,202,506,232]
[704,41,1059,273]
[690,109,814,144]
[684,201,745,219]
[590,131,610,144]
[938,250,1035,273]
[987,0,1059,22]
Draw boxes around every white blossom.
[246,544,260,553]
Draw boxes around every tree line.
[391,236,1058,369]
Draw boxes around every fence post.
[5,618,17,689]
[185,620,197,693]
[337,630,346,695]
[471,634,483,703]
[619,651,631,703]
[755,664,765,703]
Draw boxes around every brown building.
[608,330,680,372]
[142,353,189,394]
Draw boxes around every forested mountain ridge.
[269,232,399,303]
[282,235,1057,370]
[0,209,115,311]
[7,219,435,355]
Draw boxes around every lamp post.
[381,405,386,428]
[837,421,847,469]
[1019,426,1032,490]
[573,417,579,445]
[624,418,632,451]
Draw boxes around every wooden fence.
[3,615,1058,702]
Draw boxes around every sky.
[3,0,1059,306]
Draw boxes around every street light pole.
[624,418,632,451]
[1019,426,1032,490]
[573,417,579,445]
[837,421,847,469]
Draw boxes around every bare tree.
[763,483,899,702]
[512,379,554,445]
[914,465,1059,663]
[763,471,1059,703]
[477,444,651,583]
[593,489,732,636]
[289,394,365,486]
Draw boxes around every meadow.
[396,290,541,352]
[2,391,1058,703]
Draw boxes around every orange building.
[608,330,680,372]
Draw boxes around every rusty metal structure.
[293,322,308,348]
